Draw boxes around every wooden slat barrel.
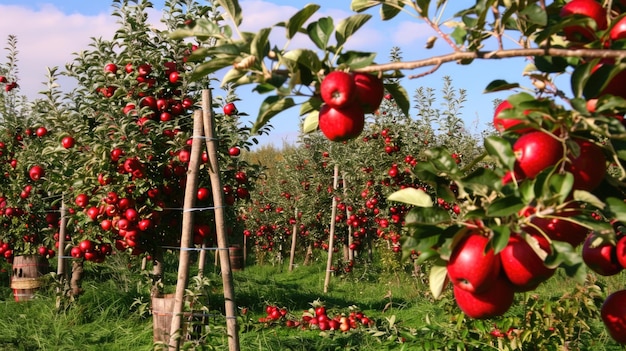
[11,255,49,301]
[228,245,243,271]
[152,294,210,343]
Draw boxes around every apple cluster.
[0,76,17,92]
[318,71,384,142]
[257,303,373,333]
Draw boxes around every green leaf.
[459,167,501,195]
[335,14,371,49]
[221,68,247,86]
[484,80,520,93]
[450,26,467,45]
[484,136,515,170]
[572,190,605,209]
[252,96,295,134]
[337,51,377,69]
[548,172,574,204]
[534,55,569,73]
[519,3,547,26]
[251,28,271,62]
[384,83,410,117]
[571,61,595,98]
[429,264,448,299]
[550,241,586,283]
[299,97,323,116]
[416,0,431,17]
[490,225,511,254]
[286,4,320,39]
[302,111,319,134]
[350,0,379,13]
[216,0,242,26]
[381,1,404,20]
[404,207,451,225]
[486,196,525,217]
[388,187,433,207]
[307,17,334,51]
[282,49,322,74]
[192,57,236,81]
[606,197,626,224]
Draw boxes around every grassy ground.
[0,251,623,350]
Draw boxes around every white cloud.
[391,21,435,47]
[0,4,168,100]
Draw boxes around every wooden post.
[168,110,204,350]
[56,199,68,309]
[288,207,298,272]
[56,200,67,279]
[201,89,240,351]
[324,165,340,293]
[198,240,208,278]
[343,172,353,262]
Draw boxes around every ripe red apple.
[320,71,357,108]
[602,290,626,344]
[78,239,94,253]
[70,246,83,258]
[197,187,211,201]
[223,102,237,116]
[513,131,563,179]
[169,71,180,84]
[610,16,626,41]
[582,234,623,276]
[318,104,365,142]
[29,165,45,181]
[525,206,589,247]
[560,0,608,42]
[36,127,48,137]
[104,63,118,74]
[228,146,241,157]
[236,187,250,200]
[235,171,248,184]
[453,276,515,319]
[86,206,100,221]
[493,100,533,134]
[352,72,384,113]
[500,233,556,292]
[447,233,501,293]
[565,138,606,191]
[137,63,152,77]
[61,136,75,149]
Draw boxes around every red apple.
[582,233,623,276]
[492,100,533,134]
[602,290,626,344]
[197,187,211,201]
[86,206,100,221]
[500,233,556,292]
[104,63,118,74]
[513,131,563,179]
[223,102,237,116]
[447,233,501,293]
[610,16,626,41]
[61,136,75,149]
[320,71,357,108]
[453,276,515,319]
[560,0,608,42]
[525,206,589,247]
[29,165,45,181]
[565,138,606,191]
[36,127,48,137]
[318,104,365,142]
[352,72,384,113]
[228,146,241,157]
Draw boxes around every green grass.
[0,252,623,350]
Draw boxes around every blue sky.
[0,0,528,146]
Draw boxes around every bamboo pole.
[288,207,298,272]
[56,200,67,278]
[323,165,340,293]
[201,89,240,351]
[168,109,204,350]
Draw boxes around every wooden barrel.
[228,245,243,271]
[152,294,176,343]
[11,255,49,302]
[152,294,206,343]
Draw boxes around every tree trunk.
[70,260,84,296]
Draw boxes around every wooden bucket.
[152,294,209,343]
[11,255,48,302]
[228,245,243,271]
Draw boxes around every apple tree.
[177,0,626,345]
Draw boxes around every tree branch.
[358,48,626,76]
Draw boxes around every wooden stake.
[56,199,67,279]
[168,109,204,350]
[324,165,340,293]
[201,89,240,351]
[288,207,298,272]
